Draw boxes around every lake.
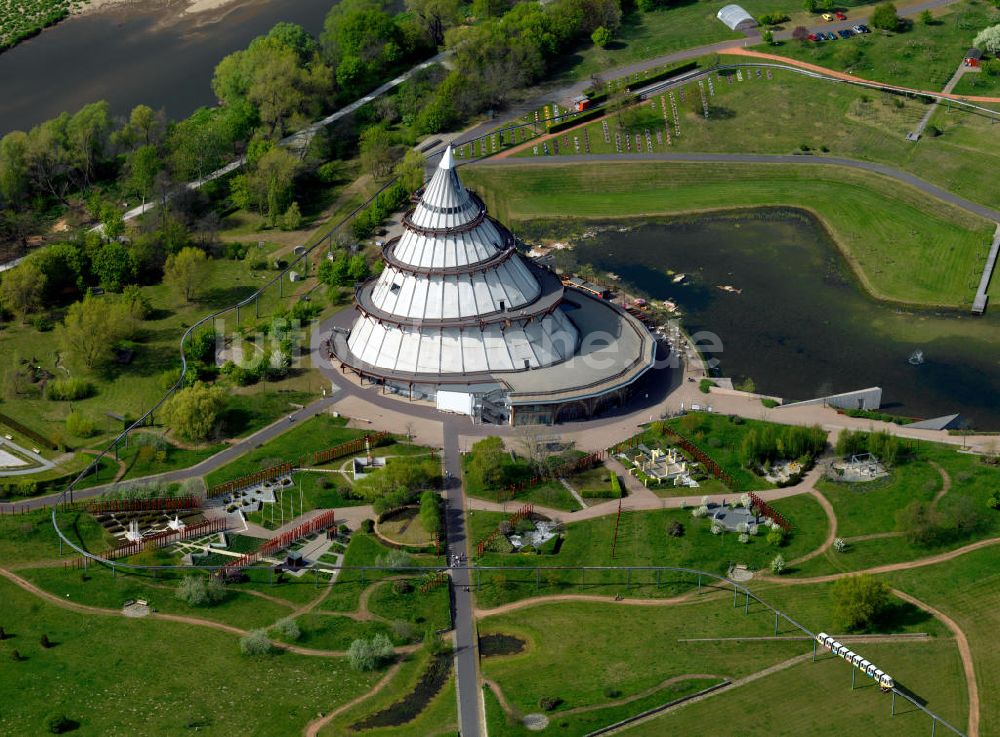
[560,209,1000,429]
[0,0,332,134]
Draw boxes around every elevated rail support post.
[733,582,738,607]
[774,610,779,636]
[931,717,936,736]
[892,690,896,716]
[812,640,817,661]
[535,567,540,590]
[698,573,701,593]
[852,668,856,690]
[745,589,750,614]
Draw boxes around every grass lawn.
[796,440,1000,575]
[465,158,994,308]
[885,546,1000,737]
[461,455,582,512]
[366,576,452,631]
[318,532,444,613]
[378,507,436,546]
[0,508,112,564]
[20,565,294,630]
[318,646,458,737]
[762,0,1000,95]
[621,638,967,736]
[0,577,381,737]
[203,414,362,487]
[472,493,828,607]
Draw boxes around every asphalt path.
[475,152,1000,223]
[452,0,966,146]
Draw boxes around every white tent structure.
[330,146,658,424]
[717,4,757,31]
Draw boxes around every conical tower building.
[330,146,657,425]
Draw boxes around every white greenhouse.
[717,4,757,31]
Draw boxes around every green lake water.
[555,209,1000,429]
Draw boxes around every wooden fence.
[747,492,792,532]
[312,432,391,466]
[207,462,294,499]
[219,510,338,576]
[78,518,228,565]
[476,504,533,556]
[85,496,201,513]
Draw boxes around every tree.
[30,243,85,303]
[93,242,136,292]
[0,261,46,321]
[233,147,301,224]
[420,489,442,535]
[66,101,112,188]
[871,2,900,31]
[761,28,774,45]
[770,553,785,574]
[407,0,462,46]
[348,253,369,283]
[0,131,29,206]
[161,382,227,441]
[803,0,818,12]
[394,149,427,192]
[831,574,890,630]
[280,201,303,231]
[919,9,933,24]
[591,25,612,47]
[348,633,395,671]
[974,24,1000,55]
[792,25,810,42]
[163,247,209,302]
[56,296,135,371]
[126,145,161,204]
[360,125,395,180]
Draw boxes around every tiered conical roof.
[344,146,578,377]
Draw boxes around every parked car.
[808,33,819,41]
[838,28,853,38]
[857,23,871,33]
[822,12,834,20]
[825,31,838,40]
[851,24,864,32]
[835,10,847,19]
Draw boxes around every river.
[0,0,332,134]
[553,209,1000,430]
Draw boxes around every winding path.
[302,662,404,737]
[787,489,837,567]
[891,588,979,737]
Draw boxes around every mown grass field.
[478,594,966,736]
[0,576,382,737]
[464,160,994,308]
[513,61,1000,218]
[885,546,1000,737]
[470,492,829,608]
[764,0,1000,95]
[621,638,967,736]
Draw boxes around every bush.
[698,379,715,394]
[766,527,787,547]
[871,2,900,30]
[274,617,301,641]
[667,520,684,537]
[834,537,847,552]
[832,574,890,631]
[360,519,375,533]
[239,629,273,656]
[376,549,411,569]
[392,579,414,595]
[45,378,94,401]
[45,714,76,734]
[175,575,227,607]
[770,554,786,574]
[539,696,563,711]
[65,410,99,438]
[349,633,395,671]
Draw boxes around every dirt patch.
[479,633,526,657]
[523,713,549,731]
[351,652,452,730]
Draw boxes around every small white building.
[717,4,757,31]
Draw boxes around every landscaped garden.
[469,491,829,608]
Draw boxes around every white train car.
[814,632,894,690]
